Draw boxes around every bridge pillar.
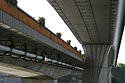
[99,67,112,83]
[82,44,112,83]
[53,79,58,83]
[83,67,111,83]
[77,79,82,83]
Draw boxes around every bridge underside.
[48,0,125,82]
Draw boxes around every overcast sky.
[17,0,125,64]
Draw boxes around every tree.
[112,63,125,83]
[7,0,18,7]
[56,32,62,38]
[117,63,125,69]
[38,17,45,27]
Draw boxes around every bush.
[7,0,18,7]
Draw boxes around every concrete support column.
[99,67,112,83]
[77,79,82,83]
[83,68,100,83]
[70,77,77,83]
[83,67,111,83]
[82,44,112,83]
[53,79,58,83]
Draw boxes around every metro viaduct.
[48,0,125,83]
[0,0,85,83]
[0,0,125,83]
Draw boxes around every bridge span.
[48,0,125,83]
[0,0,125,83]
[0,0,85,83]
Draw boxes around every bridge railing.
[0,44,84,70]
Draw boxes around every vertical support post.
[82,44,112,83]
[77,80,82,83]
[53,79,58,83]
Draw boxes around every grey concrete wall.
[22,78,53,83]
[0,77,53,83]
[0,77,22,83]
[0,76,83,83]
[0,56,82,79]
[58,75,82,83]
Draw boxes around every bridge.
[0,0,84,83]
[48,0,125,83]
[0,0,125,83]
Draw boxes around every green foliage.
[117,63,125,68]
[7,0,17,7]
[38,17,45,27]
[112,63,125,83]
[112,77,117,83]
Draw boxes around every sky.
[17,0,125,64]
[17,0,84,53]
[117,30,125,64]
